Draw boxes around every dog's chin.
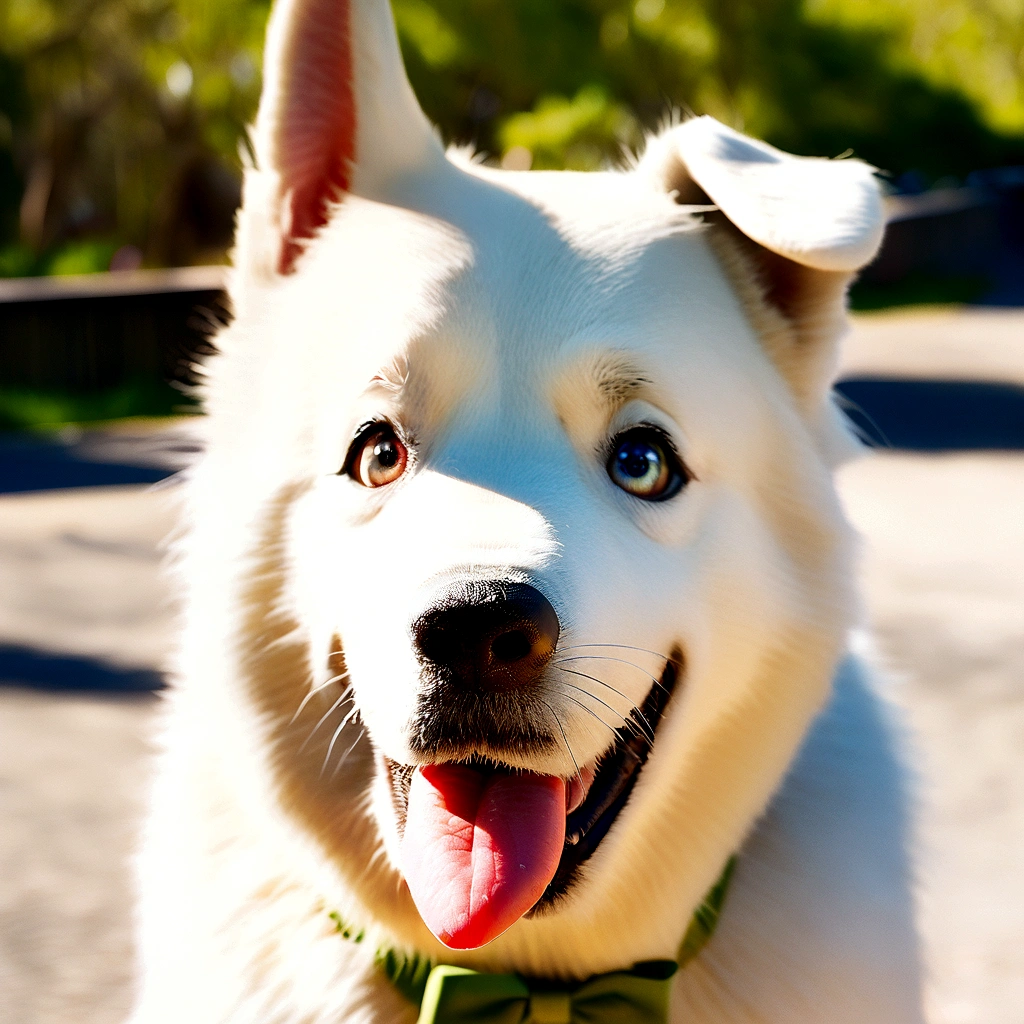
[383,650,681,929]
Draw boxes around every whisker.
[321,705,361,778]
[563,683,630,730]
[329,731,365,780]
[552,663,633,702]
[556,667,657,743]
[554,654,666,691]
[560,692,620,741]
[559,642,677,664]
[561,680,655,744]
[541,700,585,794]
[299,688,354,753]
[289,672,350,726]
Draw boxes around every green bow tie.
[333,857,735,1024]
[415,960,677,1024]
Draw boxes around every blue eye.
[607,428,686,501]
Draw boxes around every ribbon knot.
[528,992,571,1023]
[415,961,678,1024]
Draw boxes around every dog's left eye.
[607,427,686,501]
[344,423,408,488]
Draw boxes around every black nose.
[413,581,560,691]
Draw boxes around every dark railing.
[860,173,1024,304]
[0,266,229,393]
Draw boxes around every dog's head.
[193,0,884,975]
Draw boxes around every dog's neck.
[325,856,735,1020]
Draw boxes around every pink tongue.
[401,764,566,949]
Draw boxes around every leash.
[331,857,735,1024]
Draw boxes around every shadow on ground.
[836,377,1024,451]
[0,644,164,692]
[0,425,196,494]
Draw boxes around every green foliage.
[0,0,1022,271]
[0,241,35,277]
[0,238,120,277]
[499,86,637,170]
[0,0,268,266]
[808,0,1024,137]
[45,239,119,276]
[394,0,1024,178]
[0,376,196,430]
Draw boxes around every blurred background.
[3,0,1024,422]
[0,2,1022,1023]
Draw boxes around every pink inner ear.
[276,0,356,274]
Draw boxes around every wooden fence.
[0,266,229,393]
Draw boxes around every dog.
[129,1,925,1020]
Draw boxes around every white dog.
[130,1,924,1020]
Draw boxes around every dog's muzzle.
[407,579,561,762]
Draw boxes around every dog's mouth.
[384,650,680,949]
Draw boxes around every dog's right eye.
[343,423,408,488]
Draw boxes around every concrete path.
[0,486,178,672]
[841,306,1024,384]
[0,688,155,1024]
[0,486,176,1024]
[838,452,1024,1024]
[1,308,1022,1023]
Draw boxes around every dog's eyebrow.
[590,354,652,405]
[550,352,654,435]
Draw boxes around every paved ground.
[839,453,1024,1024]
[1,308,1022,1023]
[841,306,1024,384]
[0,688,155,1024]
[0,486,177,1024]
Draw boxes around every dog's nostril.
[490,629,533,664]
[413,581,560,691]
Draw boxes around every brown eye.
[345,423,408,488]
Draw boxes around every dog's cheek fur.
[131,490,424,1023]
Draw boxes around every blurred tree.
[394,0,1024,177]
[0,0,1022,274]
[808,0,1024,136]
[0,0,268,273]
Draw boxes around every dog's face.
[194,0,883,973]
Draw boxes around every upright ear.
[244,0,441,275]
[640,116,884,411]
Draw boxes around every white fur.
[129,2,924,1021]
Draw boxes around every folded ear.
[640,116,884,411]
[246,0,441,275]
